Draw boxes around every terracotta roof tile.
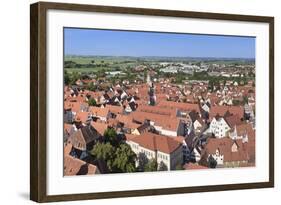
[184,163,208,170]
[89,106,109,118]
[225,114,243,128]
[91,121,108,135]
[128,132,182,154]
[203,137,249,162]
[209,105,244,119]
[64,155,98,176]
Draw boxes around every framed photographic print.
[30,1,274,202]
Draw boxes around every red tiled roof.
[64,155,98,176]
[89,106,109,118]
[91,121,108,135]
[64,143,73,156]
[130,111,180,131]
[129,132,182,154]
[125,134,137,141]
[157,101,200,113]
[138,104,176,116]
[184,163,208,170]
[225,114,243,128]
[75,112,91,123]
[203,137,249,162]
[116,114,133,125]
[64,101,88,113]
[209,105,244,119]
[105,104,123,114]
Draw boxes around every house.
[68,125,101,152]
[64,155,99,176]
[244,103,254,121]
[225,114,243,127]
[152,118,185,137]
[75,111,92,125]
[126,132,183,170]
[64,143,99,175]
[193,118,204,133]
[122,122,148,135]
[130,111,185,137]
[209,116,231,138]
[64,101,88,116]
[64,123,76,142]
[89,106,110,122]
[64,107,73,123]
[200,137,249,168]
[209,105,244,120]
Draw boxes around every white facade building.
[126,133,183,170]
[209,117,231,138]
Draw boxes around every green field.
[65,67,115,73]
[64,56,142,73]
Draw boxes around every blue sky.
[64,28,255,59]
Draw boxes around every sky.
[64,28,255,59]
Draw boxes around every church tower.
[148,83,156,106]
[146,71,156,105]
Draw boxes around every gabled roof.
[64,155,99,176]
[203,137,248,162]
[69,125,100,150]
[80,125,100,144]
[91,121,108,136]
[209,105,244,119]
[225,114,243,128]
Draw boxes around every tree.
[91,141,136,173]
[70,72,80,85]
[64,60,76,68]
[158,161,168,171]
[208,155,217,168]
[88,98,97,106]
[232,99,241,106]
[91,142,115,171]
[112,143,136,173]
[104,128,119,146]
[144,158,158,172]
[64,71,70,85]
[87,82,97,91]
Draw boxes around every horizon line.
[64,54,255,60]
